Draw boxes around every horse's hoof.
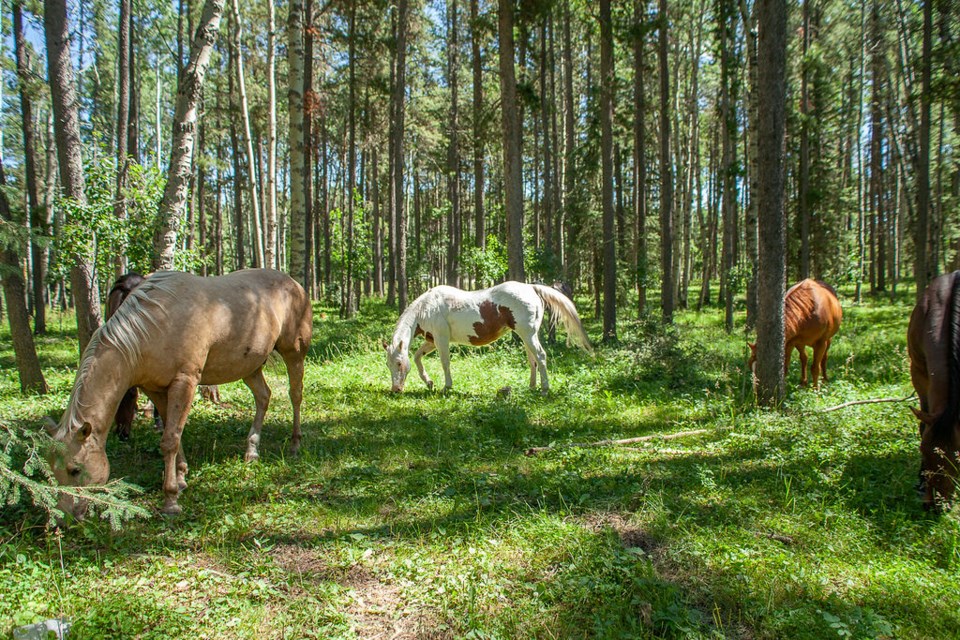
[289,444,301,457]
[245,452,260,463]
[161,503,182,517]
[426,381,434,390]
[540,388,550,397]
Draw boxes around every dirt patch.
[270,544,450,639]
[579,512,660,554]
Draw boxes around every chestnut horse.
[47,269,312,517]
[748,279,842,386]
[385,281,592,394]
[908,270,960,510]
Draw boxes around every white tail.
[531,284,593,353]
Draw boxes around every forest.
[1,0,960,637]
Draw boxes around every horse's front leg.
[282,353,305,456]
[435,335,453,391]
[158,376,198,516]
[242,367,272,462]
[811,341,827,388]
[414,341,436,390]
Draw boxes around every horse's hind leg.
[521,331,549,394]
[282,353,305,456]
[242,367,272,462]
[523,343,537,390]
[821,339,832,383]
[811,341,828,388]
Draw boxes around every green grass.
[1,290,958,639]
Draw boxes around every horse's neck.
[66,344,136,437]
[392,298,423,349]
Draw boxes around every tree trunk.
[230,0,264,268]
[718,0,738,333]
[658,0,674,323]
[739,0,759,329]
[265,0,278,270]
[393,0,409,309]
[600,0,617,341]
[0,159,47,393]
[14,1,48,335]
[153,0,224,271]
[447,0,462,288]
[499,0,525,282]
[798,0,812,280]
[303,0,314,295]
[915,0,932,296]
[44,0,103,354]
[288,0,306,286]
[113,0,131,279]
[471,0,485,260]
[755,0,788,406]
[634,0,648,316]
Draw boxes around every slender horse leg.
[242,367,272,462]
[811,341,827,388]
[144,390,186,492]
[435,335,453,391]
[523,342,537,389]
[821,339,832,382]
[797,345,809,386]
[158,376,198,515]
[529,333,549,394]
[414,341,436,390]
[282,352,305,455]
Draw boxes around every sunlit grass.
[1,291,957,638]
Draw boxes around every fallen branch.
[813,393,916,414]
[525,429,709,456]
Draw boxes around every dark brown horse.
[908,270,960,510]
[749,279,842,387]
[106,273,153,440]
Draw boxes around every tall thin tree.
[499,0,525,282]
[44,0,103,353]
[600,0,617,340]
[658,0,674,323]
[755,0,788,406]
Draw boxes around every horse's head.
[914,407,960,511]
[383,340,411,392]
[45,415,110,520]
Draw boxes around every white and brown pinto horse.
[385,281,592,394]
[909,270,960,510]
[47,269,312,517]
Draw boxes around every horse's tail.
[531,284,593,354]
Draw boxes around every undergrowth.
[0,289,957,639]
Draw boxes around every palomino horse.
[47,269,312,517]
[748,279,842,387]
[908,270,960,510]
[384,281,592,394]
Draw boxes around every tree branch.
[812,393,916,414]
[524,429,709,456]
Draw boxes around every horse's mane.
[392,288,444,347]
[55,273,179,439]
[932,271,960,440]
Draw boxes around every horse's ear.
[79,422,93,439]
[911,406,936,426]
[43,416,58,437]
[399,341,405,353]
[382,340,389,351]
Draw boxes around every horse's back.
[122,270,311,387]
[909,271,960,397]
[785,278,841,343]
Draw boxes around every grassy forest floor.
[1,288,958,639]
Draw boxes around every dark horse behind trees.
[47,269,313,518]
[748,279,842,387]
[908,270,960,511]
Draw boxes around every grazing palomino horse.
[47,269,312,517]
[748,279,842,387]
[908,270,960,510]
[384,281,592,394]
